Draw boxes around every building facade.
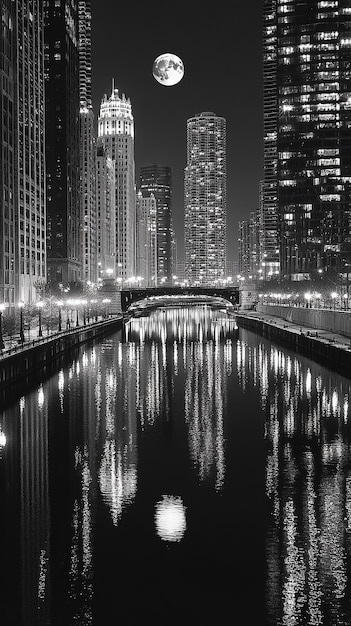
[139,164,173,285]
[184,112,227,285]
[263,0,351,282]
[96,144,116,281]
[0,0,46,307]
[238,212,260,279]
[78,0,97,286]
[44,0,81,288]
[97,84,136,283]
[136,191,157,287]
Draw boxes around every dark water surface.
[1,306,351,625]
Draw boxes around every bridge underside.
[121,286,239,313]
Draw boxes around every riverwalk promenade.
[0,315,123,403]
[237,306,351,377]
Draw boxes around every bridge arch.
[121,286,239,313]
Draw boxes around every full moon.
[152,53,184,87]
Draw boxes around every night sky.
[91,1,263,262]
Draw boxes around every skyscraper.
[44,0,81,287]
[96,145,116,279]
[139,164,173,285]
[263,0,351,282]
[0,0,46,306]
[136,191,157,287]
[238,212,260,278]
[184,112,226,285]
[78,0,97,286]
[98,84,136,282]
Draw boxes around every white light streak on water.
[154,495,187,542]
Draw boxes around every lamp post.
[57,300,63,332]
[102,298,111,318]
[18,302,25,344]
[36,301,44,337]
[331,291,338,310]
[304,292,312,308]
[0,303,5,350]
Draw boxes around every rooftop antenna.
[112,77,115,94]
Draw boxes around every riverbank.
[236,308,351,378]
[0,316,123,401]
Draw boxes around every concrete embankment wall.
[236,313,351,378]
[258,304,351,338]
[0,317,123,396]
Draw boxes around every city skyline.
[90,0,264,261]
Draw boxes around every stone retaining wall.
[236,313,351,378]
[258,305,351,338]
[0,317,123,400]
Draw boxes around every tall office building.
[96,144,116,279]
[44,0,81,287]
[136,191,157,287]
[139,164,173,285]
[0,0,46,306]
[184,112,227,285]
[98,84,136,282]
[263,0,351,281]
[78,0,97,285]
[238,212,260,278]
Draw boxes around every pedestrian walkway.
[238,309,351,352]
[0,315,115,360]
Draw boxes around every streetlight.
[90,299,98,322]
[81,299,88,326]
[304,292,312,308]
[102,298,111,318]
[36,301,44,337]
[331,291,338,310]
[56,300,63,331]
[18,301,25,344]
[0,303,5,350]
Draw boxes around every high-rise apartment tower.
[0,0,46,306]
[78,0,97,286]
[184,112,227,285]
[44,0,81,287]
[139,164,173,285]
[263,0,351,281]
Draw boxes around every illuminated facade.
[98,85,136,282]
[96,144,116,279]
[184,112,226,285]
[78,0,97,285]
[44,0,81,287]
[0,0,46,306]
[238,211,260,278]
[136,191,157,287]
[139,165,173,285]
[263,0,351,281]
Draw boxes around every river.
[1,305,351,625]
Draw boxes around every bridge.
[120,286,239,313]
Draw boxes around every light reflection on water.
[237,332,351,626]
[2,308,351,623]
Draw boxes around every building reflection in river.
[237,330,351,625]
[124,306,237,491]
[3,307,351,623]
[0,387,51,623]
